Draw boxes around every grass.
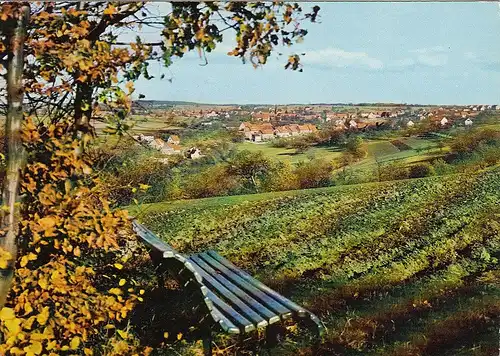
[401,137,438,150]
[366,140,400,157]
[236,141,343,164]
[127,177,399,217]
[353,137,447,171]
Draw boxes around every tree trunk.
[74,81,93,134]
[0,3,30,309]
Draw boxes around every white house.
[187,147,203,159]
[160,143,182,155]
[205,111,218,118]
[251,132,263,142]
[150,138,166,150]
[275,126,292,138]
[260,128,275,141]
[349,120,358,129]
[465,118,473,126]
[139,134,155,144]
[407,120,415,127]
[167,135,180,145]
[440,117,449,126]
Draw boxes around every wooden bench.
[133,220,325,355]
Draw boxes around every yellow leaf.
[38,279,48,290]
[125,81,134,93]
[38,216,57,230]
[29,332,46,341]
[177,332,183,340]
[0,307,15,321]
[46,340,57,350]
[20,255,29,268]
[73,246,81,257]
[139,289,145,295]
[104,324,115,330]
[114,263,123,270]
[108,288,122,296]
[70,336,80,350]
[36,307,49,326]
[23,341,43,355]
[5,318,21,336]
[137,297,143,302]
[117,329,128,339]
[84,348,94,356]
[163,331,169,339]
[119,279,126,286]
[24,301,33,315]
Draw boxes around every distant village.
[129,102,499,157]
[132,134,202,160]
[239,122,318,142]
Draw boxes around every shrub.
[450,128,500,156]
[183,165,240,198]
[295,159,334,188]
[261,161,298,192]
[408,162,435,178]
[379,162,409,181]
[345,136,366,159]
[0,120,150,355]
[432,158,454,176]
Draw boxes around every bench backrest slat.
[132,220,178,257]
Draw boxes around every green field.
[367,141,400,157]
[236,141,343,164]
[401,137,439,150]
[235,137,443,170]
[137,167,500,355]
[352,138,444,172]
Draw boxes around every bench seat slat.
[207,250,307,315]
[198,252,291,320]
[204,300,240,335]
[206,251,326,335]
[189,255,269,329]
[203,289,255,333]
[190,255,278,324]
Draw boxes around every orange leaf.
[103,4,116,15]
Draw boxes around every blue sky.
[131,2,500,105]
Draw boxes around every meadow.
[236,141,343,164]
[136,167,500,355]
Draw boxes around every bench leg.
[202,336,213,356]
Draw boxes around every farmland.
[236,141,343,164]
[235,136,441,168]
[137,167,500,355]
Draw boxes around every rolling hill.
[135,168,500,355]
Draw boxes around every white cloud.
[404,46,449,67]
[390,58,416,68]
[464,52,477,60]
[302,47,384,70]
[409,46,447,54]
[417,53,448,67]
